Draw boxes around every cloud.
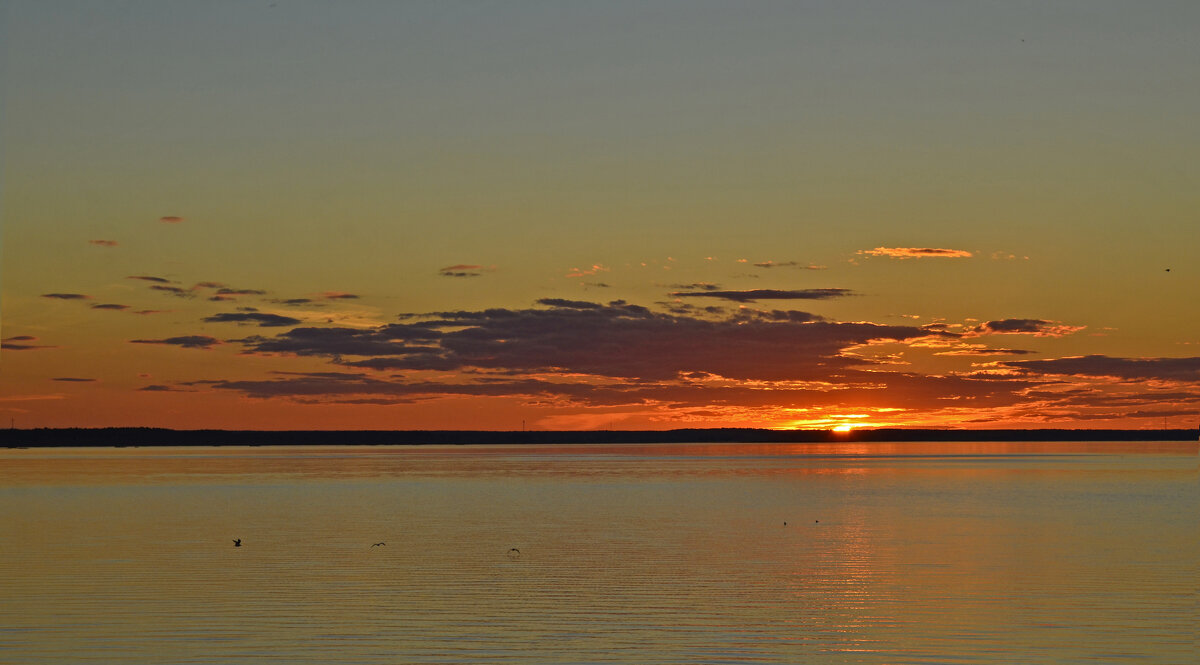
[535,298,604,310]
[2,336,57,351]
[52,377,96,382]
[89,240,118,247]
[858,247,973,259]
[438,264,495,278]
[41,293,91,300]
[130,335,221,349]
[670,288,853,303]
[1002,355,1200,383]
[934,347,1035,356]
[203,312,303,327]
[968,319,1085,337]
[320,291,360,300]
[670,282,721,291]
[159,216,185,223]
[127,275,174,284]
[215,288,268,296]
[566,264,610,278]
[234,300,938,382]
[150,285,195,298]
[271,298,315,306]
[91,303,131,311]
[753,261,825,270]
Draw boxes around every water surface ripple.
[1,441,1195,664]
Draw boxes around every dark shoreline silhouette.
[1,427,1195,448]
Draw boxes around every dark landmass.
[1,427,1196,448]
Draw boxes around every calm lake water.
[1,440,1195,664]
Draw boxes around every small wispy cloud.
[127,275,174,284]
[91,303,131,311]
[150,285,195,298]
[130,335,221,349]
[566,264,610,278]
[41,293,91,300]
[2,336,58,351]
[203,312,302,327]
[159,216,185,223]
[858,247,973,259]
[89,240,119,247]
[321,291,360,300]
[670,288,854,303]
[967,319,1085,338]
[438,264,495,278]
[753,260,825,270]
[52,377,97,382]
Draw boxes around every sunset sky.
[2,1,1197,430]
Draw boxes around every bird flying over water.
[233,539,241,547]
[372,542,386,547]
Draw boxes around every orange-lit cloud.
[858,247,973,259]
[566,264,609,278]
[89,239,118,247]
[966,319,1085,337]
[159,216,185,223]
[41,293,91,300]
[753,260,825,270]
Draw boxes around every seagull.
[507,548,521,557]
[372,542,386,547]
[233,539,241,547]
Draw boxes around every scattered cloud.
[753,260,825,270]
[272,298,316,306]
[2,336,57,351]
[439,264,495,278]
[159,216,185,223]
[858,247,973,259]
[1002,355,1200,383]
[934,347,1035,356]
[52,377,96,382]
[41,293,91,300]
[89,240,118,247]
[566,264,609,278]
[91,303,131,311]
[216,288,268,296]
[130,335,221,349]
[320,291,360,300]
[535,298,604,310]
[150,285,195,298]
[202,312,303,327]
[127,275,174,284]
[670,288,854,303]
[968,319,1085,337]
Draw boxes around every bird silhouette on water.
[233,539,241,547]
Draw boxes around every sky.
[2,0,1198,431]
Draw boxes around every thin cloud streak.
[859,247,973,259]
